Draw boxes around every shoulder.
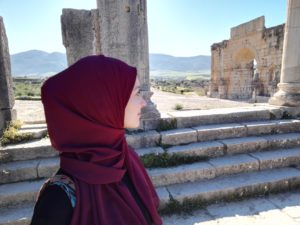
[30,185,73,225]
[30,175,76,225]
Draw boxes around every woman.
[30,55,162,225]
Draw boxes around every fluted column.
[269,0,300,106]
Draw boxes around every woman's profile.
[30,55,162,225]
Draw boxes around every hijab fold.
[41,55,162,225]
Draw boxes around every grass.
[174,103,183,110]
[14,82,41,98]
[156,118,177,131]
[140,152,208,168]
[159,196,207,215]
[0,120,33,146]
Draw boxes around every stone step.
[160,119,300,146]
[0,131,161,163]
[19,124,47,130]
[156,167,300,210]
[165,106,285,128]
[2,119,300,163]
[1,168,300,225]
[18,123,48,140]
[1,131,300,178]
[0,202,33,225]
[166,132,300,157]
[2,143,300,186]
[0,139,58,163]
[1,148,300,208]
[0,179,45,208]
[148,148,300,187]
[0,147,165,184]
[0,157,59,184]
[0,146,164,185]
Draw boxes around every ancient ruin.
[208,16,284,100]
[61,0,160,130]
[269,0,300,106]
[0,16,15,135]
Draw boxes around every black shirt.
[30,169,152,225]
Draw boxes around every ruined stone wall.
[208,16,284,100]
[0,17,15,135]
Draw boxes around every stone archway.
[229,47,258,99]
[209,16,284,100]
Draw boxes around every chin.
[125,120,140,129]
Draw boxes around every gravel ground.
[14,88,256,123]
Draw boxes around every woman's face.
[124,77,147,129]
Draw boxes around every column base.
[139,90,161,130]
[0,108,17,136]
[269,90,300,106]
[269,83,300,107]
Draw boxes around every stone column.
[0,17,15,135]
[61,1,161,130]
[269,0,300,106]
[61,9,101,66]
[97,0,160,129]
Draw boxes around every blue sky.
[0,0,286,56]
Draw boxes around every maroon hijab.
[41,55,162,225]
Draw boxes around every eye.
[136,90,141,96]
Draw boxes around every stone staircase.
[1,106,300,224]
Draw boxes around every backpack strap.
[37,174,77,208]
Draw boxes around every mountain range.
[10,50,211,77]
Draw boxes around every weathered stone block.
[0,139,58,163]
[166,141,224,158]
[148,162,215,187]
[37,158,59,178]
[155,186,170,209]
[243,119,300,135]
[250,148,300,170]
[0,160,38,184]
[160,128,197,146]
[135,147,164,157]
[263,133,300,149]
[221,137,269,155]
[0,179,45,208]
[0,17,14,136]
[61,9,99,66]
[243,120,278,135]
[209,154,259,177]
[167,168,300,205]
[126,130,160,149]
[0,17,14,109]
[193,123,247,142]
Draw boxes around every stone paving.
[162,191,300,225]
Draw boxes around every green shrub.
[14,82,41,98]
[0,120,33,146]
[174,103,183,110]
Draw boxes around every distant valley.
[10,50,211,78]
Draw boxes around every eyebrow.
[134,86,141,90]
